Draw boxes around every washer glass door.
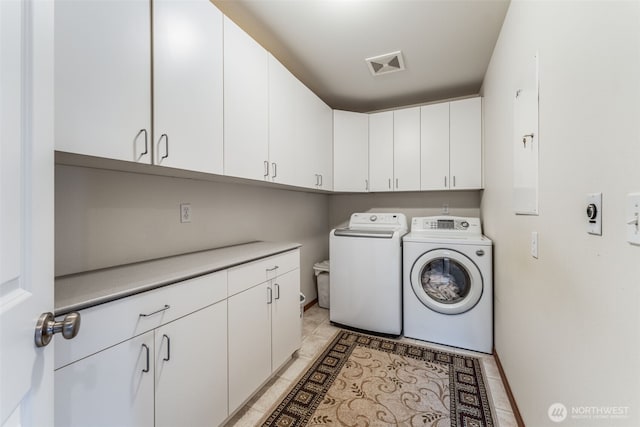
[410,249,483,314]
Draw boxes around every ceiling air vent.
[365,51,405,76]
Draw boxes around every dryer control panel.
[411,216,482,236]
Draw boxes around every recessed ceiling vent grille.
[365,51,405,76]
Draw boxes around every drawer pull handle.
[274,283,280,300]
[142,344,150,373]
[267,287,273,304]
[266,266,279,272]
[162,334,171,362]
[139,304,170,317]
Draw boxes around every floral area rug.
[262,330,494,427]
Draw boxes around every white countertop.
[55,241,301,315]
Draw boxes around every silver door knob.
[34,312,81,348]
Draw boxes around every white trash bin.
[313,260,330,309]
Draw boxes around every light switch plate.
[627,193,640,245]
[586,193,602,235]
[531,231,538,259]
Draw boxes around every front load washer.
[330,213,407,336]
[403,216,493,353]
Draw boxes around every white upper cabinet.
[368,111,394,192]
[223,16,269,181]
[55,0,152,163]
[153,0,223,174]
[393,107,421,191]
[420,102,451,190]
[450,97,482,189]
[268,55,301,186]
[269,55,333,190]
[297,83,333,190]
[421,97,482,190]
[333,111,369,192]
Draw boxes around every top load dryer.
[329,213,407,336]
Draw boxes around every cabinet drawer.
[55,270,227,369]
[228,249,299,296]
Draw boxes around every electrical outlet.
[531,231,538,259]
[180,203,192,223]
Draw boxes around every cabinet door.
[228,282,272,413]
[155,302,228,427]
[450,97,482,189]
[296,81,333,190]
[393,107,421,191]
[153,0,223,174]
[271,269,301,371]
[54,332,154,427]
[333,110,369,192]
[268,55,299,185]
[223,17,269,181]
[54,0,151,163]
[368,111,394,192]
[420,102,450,190]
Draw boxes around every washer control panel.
[411,216,482,235]
[349,213,408,230]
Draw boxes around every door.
[0,1,55,425]
[393,107,421,191]
[155,302,228,427]
[420,102,450,190]
[333,110,369,192]
[271,270,301,371]
[223,16,269,181]
[54,333,155,427]
[409,249,483,315]
[368,111,394,192]
[227,282,272,413]
[54,0,151,163]
[153,0,224,174]
[450,97,482,189]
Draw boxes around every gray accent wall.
[55,165,330,302]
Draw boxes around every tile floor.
[224,304,518,427]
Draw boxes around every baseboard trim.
[303,298,318,312]
[493,349,526,427]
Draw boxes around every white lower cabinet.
[155,302,228,427]
[55,332,155,427]
[227,250,301,414]
[54,249,300,426]
[228,282,272,412]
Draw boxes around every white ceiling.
[213,0,510,113]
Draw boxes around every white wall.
[481,1,640,426]
[55,165,330,301]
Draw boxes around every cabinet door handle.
[396,178,399,189]
[267,286,272,304]
[137,129,148,157]
[315,174,319,186]
[266,265,279,272]
[365,179,369,191]
[274,283,280,300]
[141,344,150,373]
[264,160,269,177]
[272,162,277,179]
[444,176,447,188]
[162,334,170,362]
[453,176,456,187]
[319,174,323,187]
[139,304,170,317]
[158,134,169,160]
[388,178,391,189]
